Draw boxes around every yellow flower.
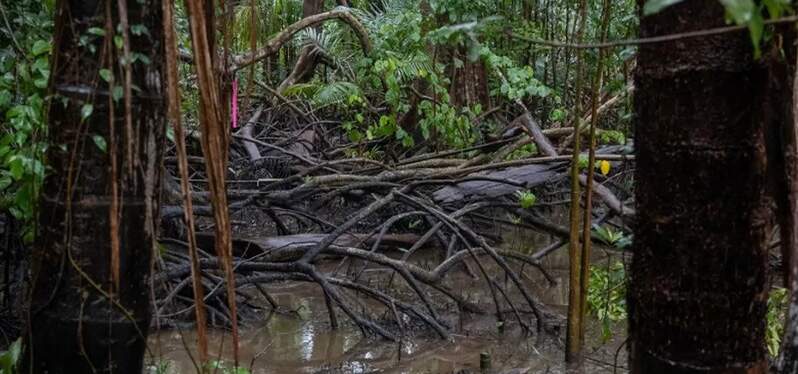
[599,160,611,176]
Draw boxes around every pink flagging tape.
[231,79,239,129]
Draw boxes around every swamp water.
[146,227,627,373]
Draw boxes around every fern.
[297,28,340,57]
[282,82,321,98]
[282,81,361,110]
[311,81,361,109]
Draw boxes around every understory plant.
[0,0,53,242]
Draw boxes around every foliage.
[588,265,787,354]
[592,225,629,248]
[144,361,172,374]
[505,143,538,160]
[767,287,789,357]
[599,130,625,146]
[515,190,536,209]
[208,361,251,374]
[0,0,54,242]
[577,155,615,177]
[587,261,627,342]
[0,338,21,374]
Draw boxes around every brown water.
[146,227,627,373]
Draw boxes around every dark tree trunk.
[24,1,166,373]
[448,46,491,111]
[773,25,798,374]
[629,1,772,373]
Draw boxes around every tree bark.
[773,26,798,374]
[24,1,166,372]
[629,1,771,373]
[275,0,324,93]
[448,46,491,111]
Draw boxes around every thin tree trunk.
[24,0,166,373]
[629,1,771,373]
[774,26,798,374]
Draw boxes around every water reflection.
[147,224,625,373]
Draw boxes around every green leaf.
[130,24,149,36]
[99,69,113,83]
[516,191,537,209]
[8,156,23,179]
[643,0,687,15]
[0,176,11,190]
[719,0,756,24]
[112,86,124,102]
[763,0,790,18]
[114,35,124,50]
[748,12,764,58]
[34,77,49,89]
[87,27,106,36]
[92,135,107,152]
[81,104,93,120]
[31,40,51,56]
[0,338,21,373]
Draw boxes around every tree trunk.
[24,1,166,372]
[276,0,325,93]
[773,25,798,374]
[448,46,491,111]
[629,1,771,373]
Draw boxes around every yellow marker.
[599,160,611,176]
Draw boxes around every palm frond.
[311,81,361,109]
[282,82,321,98]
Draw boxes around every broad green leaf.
[81,104,93,120]
[0,176,11,190]
[8,156,23,179]
[92,135,107,152]
[643,0,686,15]
[112,86,124,102]
[99,68,113,82]
[31,40,51,56]
[719,0,756,24]
[748,12,764,58]
[87,27,106,36]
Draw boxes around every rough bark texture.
[774,26,798,374]
[448,46,491,111]
[24,1,166,372]
[629,1,771,373]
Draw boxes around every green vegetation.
[515,190,537,209]
[4,0,798,371]
[768,287,789,357]
[0,0,53,242]
[587,263,790,357]
[587,260,627,342]
[0,338,20,374]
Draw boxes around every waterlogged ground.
[145,227,628,373]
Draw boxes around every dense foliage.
[1,1,796,368]
[0,0,53,241]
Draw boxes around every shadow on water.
[147,221,628,373]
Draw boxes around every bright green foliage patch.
[0,0,54,242]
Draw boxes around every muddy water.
[146,227,627,373]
